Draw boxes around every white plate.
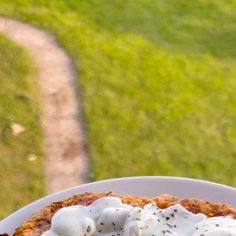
[1,176,236,235]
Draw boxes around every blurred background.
[0,0,236,219]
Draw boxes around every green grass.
[0,34,44,218]
[0,0,236,217]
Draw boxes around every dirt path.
[0,17,88,193]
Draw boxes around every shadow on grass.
[64,0,236,59]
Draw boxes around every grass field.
[0,34,44,218]
[0,0,236,217]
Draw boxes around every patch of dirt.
[0,17,88,193]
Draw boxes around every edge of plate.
[1,176,236,234]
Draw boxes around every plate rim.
[1,176,236,233]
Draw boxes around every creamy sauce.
[42,197,236,236]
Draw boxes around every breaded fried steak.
[2,192,236,236]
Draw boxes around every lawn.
[0,0,236,217]
[0,34,44,218]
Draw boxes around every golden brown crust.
[3,192,236,236]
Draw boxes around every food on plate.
[2,192,236,236]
